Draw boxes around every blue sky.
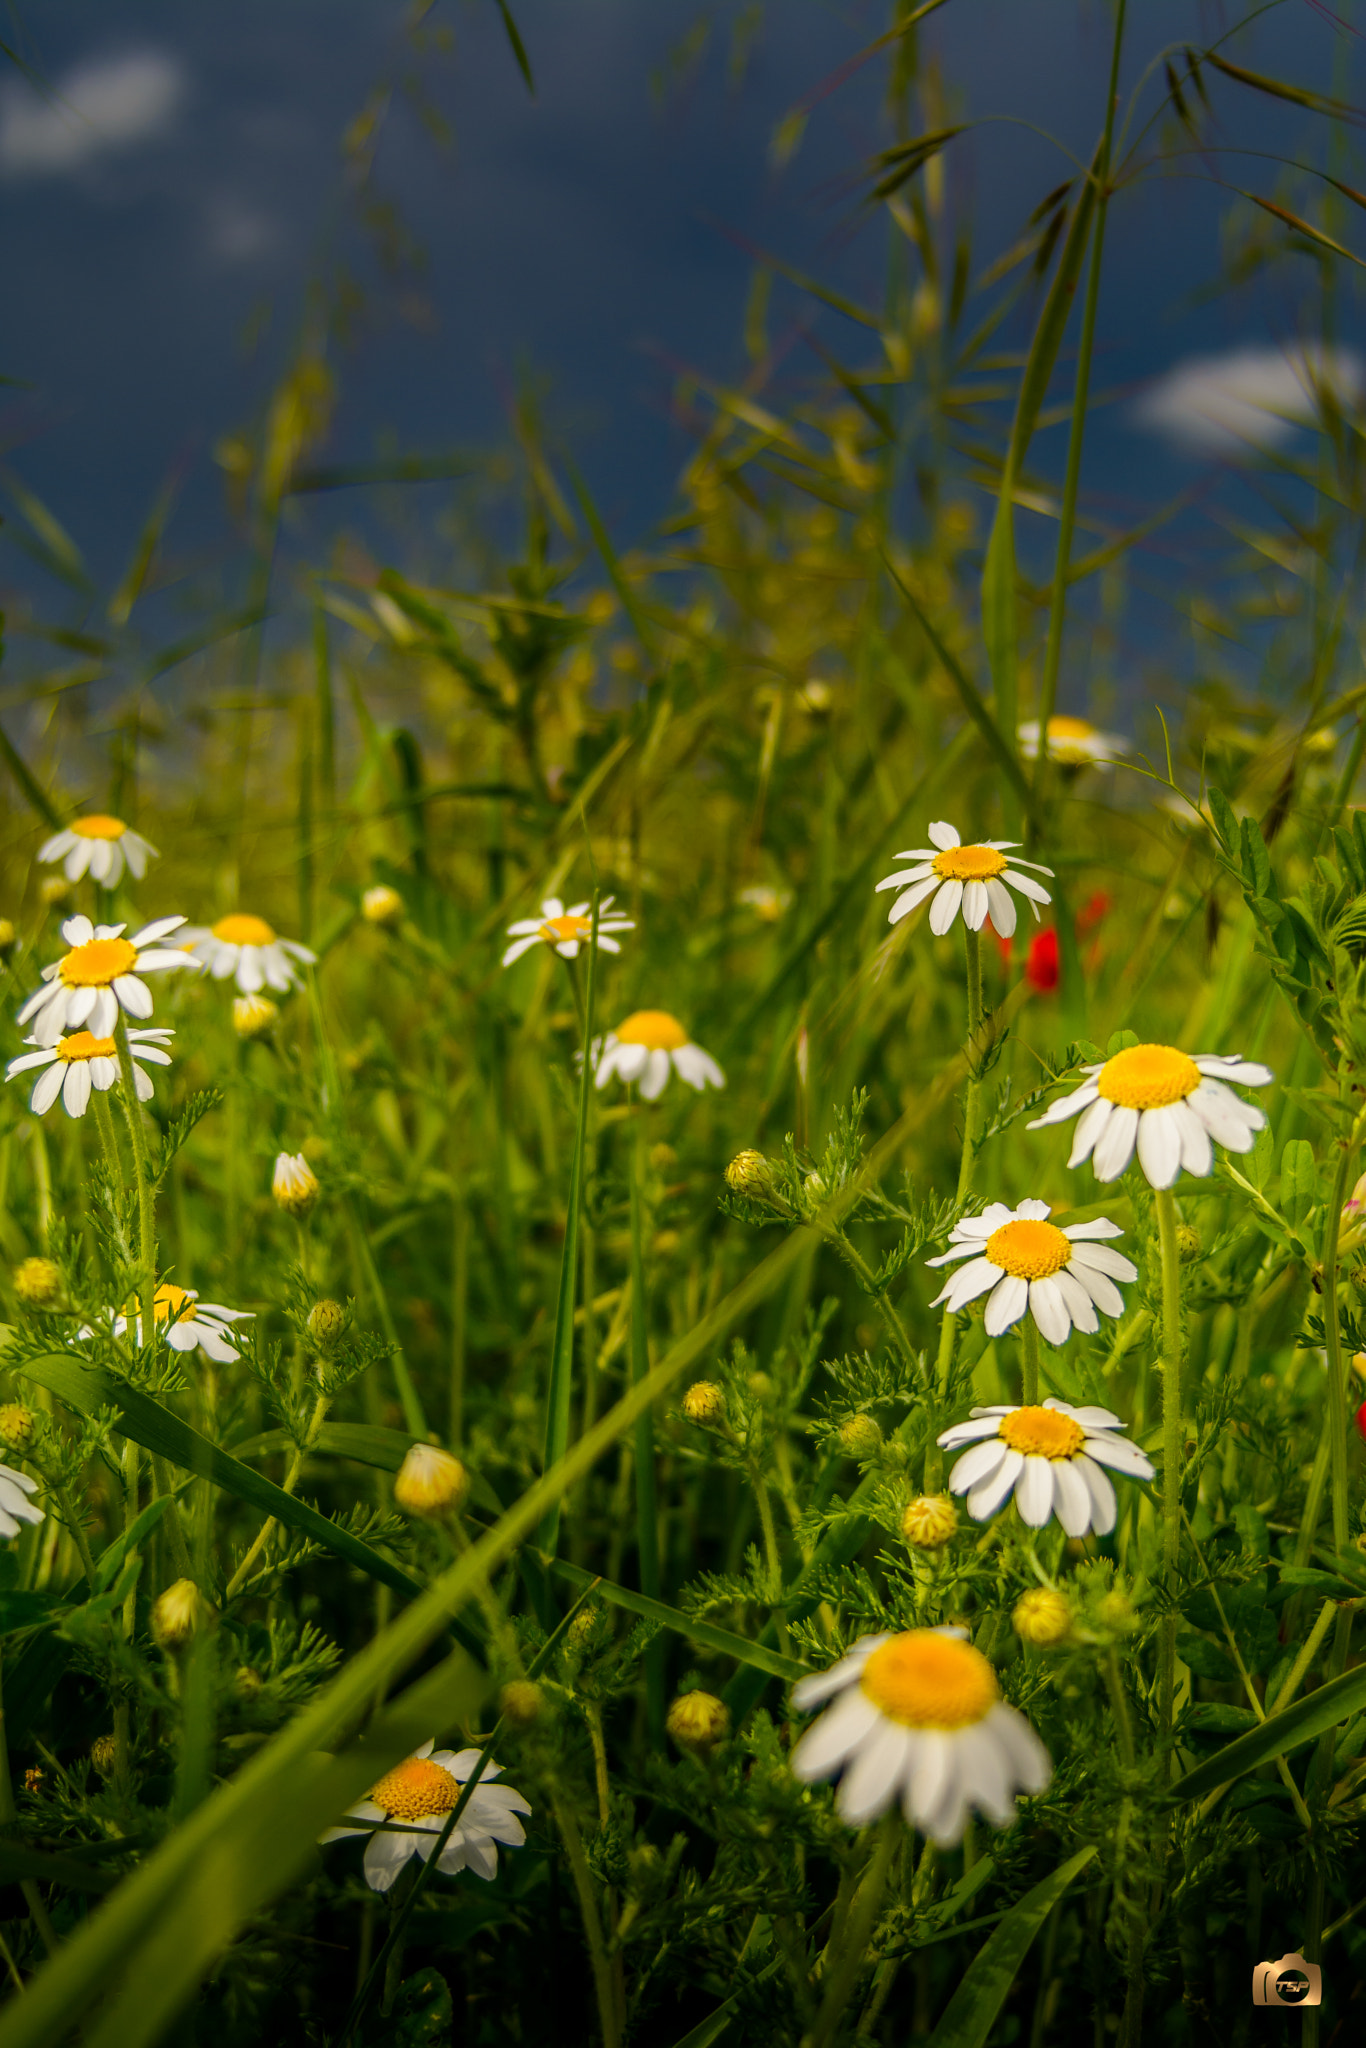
[0,1,1359,687]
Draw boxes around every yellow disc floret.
[56,1032,118,1063]
[931,845,1008,882]
[124,1283,198,1326]
[59,937,138,987]
[860,1630,998,1729]
[1046,716,1094,742]
[614,1011,689,1050]
[537,913,591,945]
[999,1405,1086,1460]
[1097,1044,1200,1111]
[212,913,276,947]
[71,815,127,840]
[370,1756,462,1821]
[985,1218,1072,1280]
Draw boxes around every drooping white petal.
[887,876,941,925]
[62,1061,92,1118]
[790,1688,881,1780]
[1170,1098,1214,1177]
[964,1448,1025,1519]
[984,1702,1052,1795]
[1091,1104,1140,1180]
[1014,1456,1056,1527]
[1064,1241,1137,1280]
[1004,870,1052,908]
[1074,1455,1117,1535]
[836,1718,912,1825]
[982,1273,1029,1337]
[1188,1079,1265,1151]
[639,1049,672,1100]
[1027,1085,1098,1130]
[1066,1263,1124,1319]
[363,1829,416,1893]
[31,1063,65,1115]
[1080,1432,1154,1479]
[928,879,963,936]
[1050,1457,1093,1537]
[113,974,154,1019]
[961,880,990,931]
[937,1257,1003,1311]
[946,1437,1009,1493]
[1051,1267,1100,1334]
[985,878,1016,936]
[1066,1095,1114,1168]
[1136,1105,1182,1189]
[1027,1277,1071,1345]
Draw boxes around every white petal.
[1171,1098,1214,1177]
[1015,1456,1056,1527]
[639,1050,672,1100]
[113,974,154,1019]
[1080,1432,1154,1479]
[1188,1079,1265,1152]
[1016,1199,1052,1220]
[953,1722,1016,1827]
[612,1042,650,1082]
[501,935,540,965]
[937,1415,1007,1450]
[966,1447,1024,1520]
[985,878,1016,937]
[982,1273,1029,1337]
[1027,1277,1071,1346]
[961,880,990,931]
[1050,1457,1093,1537]
[1066,1095,1114,1167]
[927,820,960,849]
[875,863,935,892]
[941,1257,1004,1310]
[887,876,941,925]
[65,985,97,1027]
[1192,1055,1273,1087]
[1004,869,1052,907]
[62,1062,92,1118]
[946,1438,1008,1492]
[791,1639,884,1713]
[1064,1241,1137,1281]
[1136,1105,1182,1190]
[903,1728,953,1831]
[1091,1104,1139,1181]
[1048,1402,1120,1428]
[790,1688,881,1781]
[984,1702,1052,1795]
[363,1830,415,1893]
[1074,1455,1117,1535]
[131,916,186,944]
[63,916,95,946]
[7,1050,55,1076]
[1027,1084,1099,1130]
[928,879,963,936]
[835,1718,911,1825]
[30,1064,65,1115]
[1052,1267,1100,1333]
[90,988,119,1037]
[1067,1263,1124,1319]
[958,1203,1016,1235]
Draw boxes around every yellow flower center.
[614,1010,689,1051]
[931,845,1007,882]
[212,913,276,947]
[71,815,127,840]
[56,1032,118,1063]
[123,1283,198,1325]
[859,1630,998,1729]
[369,1756,462,1821]
[985,1218,1072,1279]
[1046,716,1093,742]
[59,937,138,987]
[537,914,590,945]
[1097,1043,1200,1111]
[998,1405,1086,1460]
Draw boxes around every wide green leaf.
[1169,1661,1366,1804]
[928,1846,1097,2047]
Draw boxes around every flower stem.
[803,1813,897,2048]
[926,923,987,1491]
[1153,1186,1183,1770]
[1021,1316,1040,1407]
[224,1391,329,1600]
[628,1110,665,1743]
[550,1787,621,2048]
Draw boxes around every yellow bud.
[567,1604,599,1646]
[0,918,15,953]
[151,1579,217,1651]
[1352,1352,1366,1381]
[39,876,71,907]
[0,1404,36,1452]
[666,1690,730,1756]
[682,1381,726,1428]
[14,1257,60,1308]
[1175,1224,1202,1263]
[901,1495,958,1550]
[89,1734,118,1778]
[393,1442,468,1519]
[306,1298,349,1349]
[724,1149,771,1196]
[1012,1587,1073,1648]
[272,1151,319,1217]
[232,993,278,1039]
[838,1413,882,1460]
[361,884,404,926]
[499,1679,543,1726]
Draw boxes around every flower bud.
[1175,1224,1201,1262]
[89,1734,118,1778]
[235,1665,263,1701]
[499,1679,543,1726]
[901,1494,957,1550]
[39,876,71,907]
[272,1151,319,1218]
[307,1298,349,1350]
[0,918,15,955]
[393,1442,468,1519]
[151,1579,217,1651]
[361,884,404,927]
[0,1404,36,1452]
[14,1256,60,1308]
[838,1413,882,1460]
[1012,1587,1073,1648]
[1352,1352,1366,1380]
[232,993,278,1039]
[567,1604,599,1647]
[1095,1588,1138,1634]
[682,1381,726,1428]
[666,1690,730,1756]
[724,1149,771,1196]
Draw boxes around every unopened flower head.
[180,914,316,996]
[0,1464,43,1543]
[1017,716,1129,768]
[499,1680,543,1727]
[839,1413,882,1460]
[725,1149,773,1196]
[1176,1224,1202,1262]
[6,1026,172,1119]
[0,919,15,955]
[306,1298,349,1350]
[1012,1587,1073,1647]
[682,1381,726,1428]
[273,1152,320,1217]
[232,993,278,1039]
[502,895,634,968]
[876,821,1053,940]
[104,1283,253,1364]
[14,1257,60,1308]
[322,1739,530,1892]
[0,1405,36,1452]
[361,884,405,926]
[1026,1045,1273,1189]
[394,1443,468,1519]
[152,1578,217,1650]
[667,1690,730,1755]
[39,876,72,907]
[926,1201,1136,1345]
[17,915,195,1048]
[89,1734,118,1778]
[38,815,158,888]
[938,1399,1154,1538]
[594,1012,725,1100]
[790,1628,1051,1843]
[902,1494,958,1550]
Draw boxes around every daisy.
[178,914,316,995]
[501,895,634,968]
[17,916,196,1048]
[0,1464,44,1543]
[103,1284,254,1363]
[1017,716,1129,767]
[790,1627,1051,1843]
[937,1398,1154,1538]
[38,815,157,888]
[6,1027,173,1118]
[926,1200,1136,1344]
[593,1011,725,1100]
[1026,1044,1274,1189]
[322,1740,530,1893]
[875,822,1053,940]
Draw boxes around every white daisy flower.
[6,1027,173,1119]
[926,1200,1137,1345]
[790,1628,1051,1845]
[1017,716,1129,767]
[937,1398,1154,1537]
[875,821,1053,940]
[593,1011,725,1101]
[738,884,792,922]
[0,1464,44,1542]
[322,1739,531,1893]
[100,1283,254,1364]
[178,914,316,995]
[501,895,634,968]
[37,815,157,888]
[16,915,196,1049]
[1026,1043,1274,1189]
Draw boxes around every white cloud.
[1134,343,1364,455]
[0,51,186,178]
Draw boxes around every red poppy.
[1356,1397,1366,1444]
[994,891,1110,994]
[1025,927,1059,992]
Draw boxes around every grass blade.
[1168,1660,1366,1805]
[927,1847,1097,2047]
[629,1113,665,1739]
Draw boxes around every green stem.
[1154,1186,1183,1772]
[926,923,986,1491]
[343,1200,427,1438]
[224,1393,329,1601]
[1022,1316,1040,1408]
[628,1111,665,1744]
[804,1814,897,2048]
[550,1789,621,2048]
[825,1227,926,1392]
